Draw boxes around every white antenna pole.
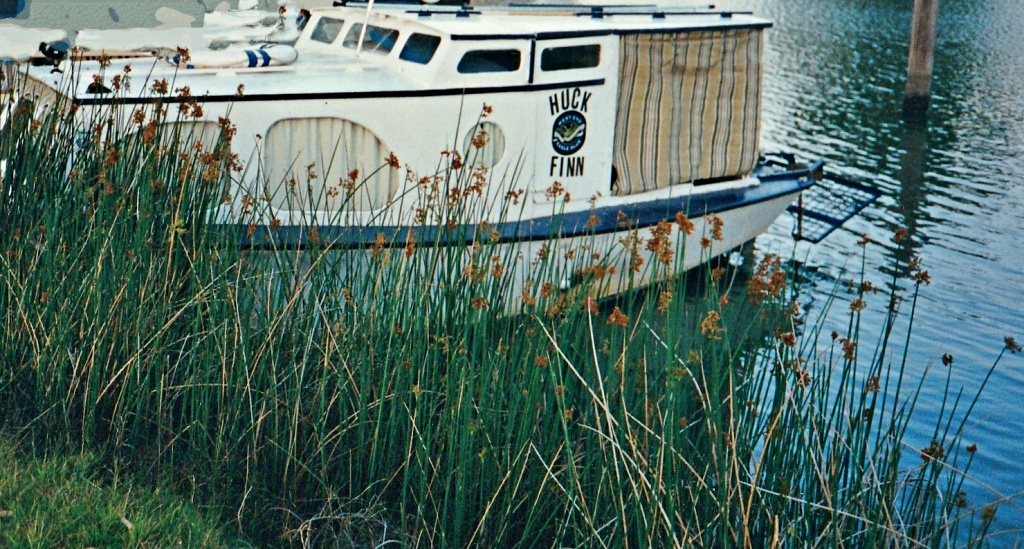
[355,0,375,57]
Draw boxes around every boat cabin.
[6,4,771,227]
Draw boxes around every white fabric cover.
[263,117,399,212]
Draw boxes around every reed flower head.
[540,282,556,299]
[708,214,724,241]
[470,129,489,150]
[657,291,673,313]
[646,221,674,264]
[1005,336,1022,354]
[520,282,537,307]
[779,332,796,347]
[618,233,644,272]
[909,256,931,285]
[545,181,565,200]
[175,46,191,64]
[505,189,524,205]
[747,254,787,304]
[675,211,694,235]
[795,369,811,388]
[616,211,631,228]
[920,440,945,462]
[842,338,857,361]
[865,376,880,392]
[490,255,503,279]
[371,232,387,260]
[700,310,723,341]
[607,306,629,327]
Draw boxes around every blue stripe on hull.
[230,162,818,250]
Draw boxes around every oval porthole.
[462,121,505,169]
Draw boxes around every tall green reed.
[0,65,1011,547]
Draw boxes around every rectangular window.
[457,49,521,74]
[540,44,601,71]
[399,33,441,65]
[309,17,344,44]
[343,23,400,54]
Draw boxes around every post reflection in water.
[890,116,929,276]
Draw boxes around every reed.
[0,71,1011,547]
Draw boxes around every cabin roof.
[24,3,771,102]
[324,4,772,40]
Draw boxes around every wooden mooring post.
[904,0,938,119]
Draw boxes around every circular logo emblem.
[551,110,586,156]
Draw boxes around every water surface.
[717,0,1024,541]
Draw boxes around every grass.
[1,66,1017,547]
[0,435,247,548]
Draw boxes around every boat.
[1,2,877,301]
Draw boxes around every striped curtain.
[612,29,763,195]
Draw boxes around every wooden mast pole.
[904,0,938,117]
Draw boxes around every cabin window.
[399,33,441,65]
[263,118,400,212]
[457,49,521,73]
[463,121,506,168]
[342,23,400,54]
[309,17,344,44]
[540,44,601,71]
